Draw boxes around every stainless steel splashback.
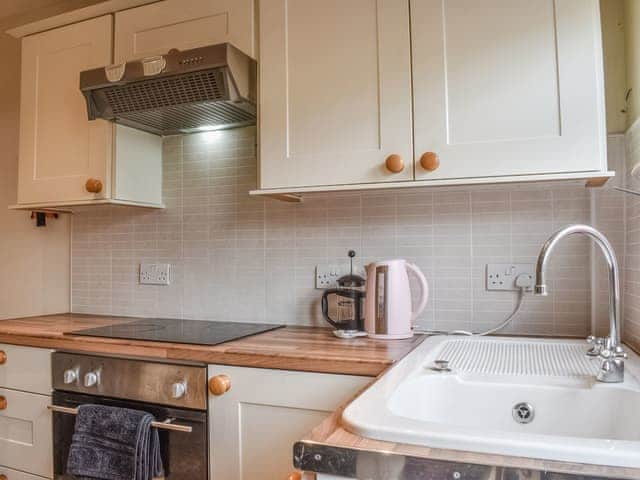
[80,43,256,135]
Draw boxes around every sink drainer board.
[437,339,600,377]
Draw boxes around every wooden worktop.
[0,314,423,376]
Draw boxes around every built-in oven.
[50,352,209,480]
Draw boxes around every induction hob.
[69,319,284,346]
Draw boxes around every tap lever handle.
[586,336,607,357]
[587,335,605,345]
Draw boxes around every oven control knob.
[84,371,99,388]
[171,381,187,399]
[63,368,78,384]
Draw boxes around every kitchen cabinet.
[0,388,52,478]
[0,344,52,479]
[114,0,256,62]
[0,466,48,480]
[16,16,163,209]
[411,0,607,181]
[0,343,51,395]
[254,0,610,197]
[257,0,413,189]
[208,365,370,480]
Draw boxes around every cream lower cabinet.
[208,365,370,480]
[255,0,608,195]
[0,467,48,480]
[0,344,52,479]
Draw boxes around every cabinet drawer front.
[0,344,51,395]
[0,465,49,480]
[0,389,52,478]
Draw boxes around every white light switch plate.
[140,263,171,285]
[315,264,365,289]
[486,264,534,291]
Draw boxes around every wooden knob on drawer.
[0,473,7,480]
[419,152,440,171]
[0,396,7,410]
[288,473,302,480]
[0,351,6,365]
[209,374,231,396]
[385,154,404,173]
[85,178,103,194]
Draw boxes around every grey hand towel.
[66,404,164,480]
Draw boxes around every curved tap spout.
[534,224,624,382]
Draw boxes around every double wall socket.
[140,263,171,285]
[315,264,366,289]
[486,264,534,291]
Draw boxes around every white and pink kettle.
[364,259,429,339]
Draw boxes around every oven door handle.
[47,404,193,433]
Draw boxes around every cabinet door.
[259,0,413,189]
[114,0,255,62]
[0,389,52,478]
[18,15,113,205]
[208,365,370,480]
[411,0,607,181]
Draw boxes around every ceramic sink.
[342,335,640,468]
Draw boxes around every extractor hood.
[80,43,257,136]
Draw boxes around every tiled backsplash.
[624,120,640,351]
[72,127,624,336]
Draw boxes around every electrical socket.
[140,263,171,285]
[315,264,365,289]
[486,264,534,291]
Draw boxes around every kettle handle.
[321,289,342,329]
[406,263,429,322]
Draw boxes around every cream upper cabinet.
[255,0,609,196]
[411,0,606,181]
[18,15,113,206]
[114,0,256,62]
[208,365,369,480]
[258,0,414,189]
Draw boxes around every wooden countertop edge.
[0,316,425,377]
[0,333,398,376]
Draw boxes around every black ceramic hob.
[69,318,284,346]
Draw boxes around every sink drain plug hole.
[512,402,534,424]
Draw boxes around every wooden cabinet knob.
[209,374,231,396]
[0,396,7,410]
[0,351,6,365]
[419,152,440,171]
[0,473,7,480]
[385,154,404,173]
[85,178,103,194]
[288,473,302,480]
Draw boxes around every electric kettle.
[364,259,429,339]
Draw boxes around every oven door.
[52,391,208,480]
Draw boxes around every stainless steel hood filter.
[80,43,257,135]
